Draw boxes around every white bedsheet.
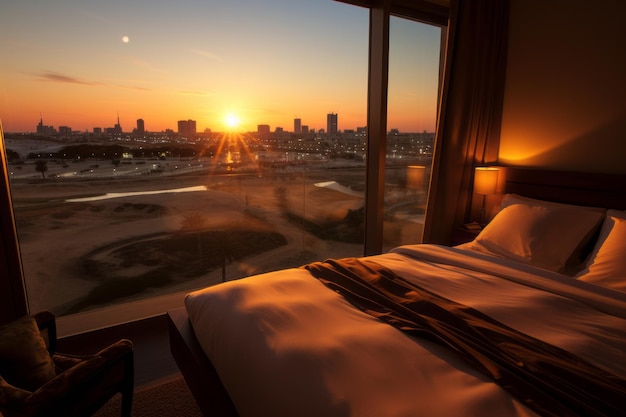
[185,244,626,417]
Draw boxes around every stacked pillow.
[469,194,605,273]
[575,209,626,293]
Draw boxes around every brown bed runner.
[304,258,626,417]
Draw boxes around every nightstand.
[450,227,481,246]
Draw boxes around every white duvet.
[185,244,626,417]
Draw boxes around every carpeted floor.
[93,375,203,417]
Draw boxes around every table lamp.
[473,167,499,225]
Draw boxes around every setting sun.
[0,1,441,134]
[224,113,240,129]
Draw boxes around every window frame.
[0,123,29,322]
[356,0,448,254]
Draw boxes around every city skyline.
[29,111,403,136]
[32,111,358,135]
[0,1,442,134]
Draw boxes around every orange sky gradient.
[0,1,441,134]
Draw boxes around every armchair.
[0,311,134,417]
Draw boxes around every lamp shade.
[407,165,426,189]
[473,167,498,195]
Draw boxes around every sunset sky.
[0,0,441,134]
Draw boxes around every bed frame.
[168,166,626,417]
[168,308,239,417]
[498,167,626,210]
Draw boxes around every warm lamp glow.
[407,165,426,190]
[473,167,499,225]
[473,167,499,195]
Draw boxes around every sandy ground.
[9,169,365,315]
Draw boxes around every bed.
[168,166,626,417]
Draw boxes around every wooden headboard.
[497,167,626,210]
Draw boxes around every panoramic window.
[383,15,442,251]
[0,1,443,334]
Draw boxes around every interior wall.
[499,0,626,174]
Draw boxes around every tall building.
[294,118,301,134]
[327,113,338,136]
[178,119,196,136]
[36,115,56,135]
[113,112,123,134]
[136,119,145,134]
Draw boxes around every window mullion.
[364,0,390,256]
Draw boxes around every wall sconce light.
[473,167,499,225]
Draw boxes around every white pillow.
[575,210,626,293]
[472,195,605,273]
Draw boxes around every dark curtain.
[422,0,509,244]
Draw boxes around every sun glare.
[224,113,240,129]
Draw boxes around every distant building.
[112,113,123,134]
[257,124,271,134]
[294,118,301,134]
[302,125,309,134]
[178,119,196,136]
[136,119,145,134]
[36,116,56,135]
[58,126,72,136]
[327,113,338,136]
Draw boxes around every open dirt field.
[10,170,364,315]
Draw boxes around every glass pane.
[0,1,368,333]
[383,16,442,252]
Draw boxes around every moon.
[122,35,130,43]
